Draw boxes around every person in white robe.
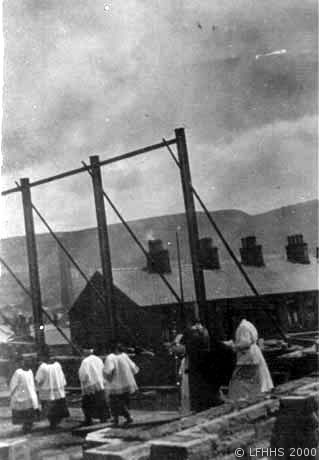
[35,352,69,429]
[10,356,39,433]
[78,348,110,425]
[104,341,139,426]
[228,319,274,401]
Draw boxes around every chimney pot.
[148,239,164,253]
[286,234,310,264]
[240,236,265,267]
[199,237,220,270]
[147,239,171,274]
[246,236,257,248]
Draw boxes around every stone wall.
[83,376,318,460]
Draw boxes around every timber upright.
[89,155,117,343]
[175,128,208,324]
[20,178,46,354]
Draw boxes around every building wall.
[69,275,167,352]
[70,283,318,351]
[206,290,318,340]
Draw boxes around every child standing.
[104,342,139,427]
[10,356,39,434]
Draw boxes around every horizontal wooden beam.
[2,138,176,196]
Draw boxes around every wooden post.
[20,178,46,353]
[89,155,117,340]
[175,128,207,323]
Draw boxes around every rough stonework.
[81,377,318,460]
[271,392,319,460]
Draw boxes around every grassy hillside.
[0,199,317,309]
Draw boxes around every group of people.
[79,341,139,427]
[10,351,69,434]
[177,317,274,413]
[10,317,274,433]
[9,341,139,433]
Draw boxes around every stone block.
[68,453,83,460]
[85,439,122,451]
[195,400,275,438]
[64,447,83,460]
[180,416,207,431]
[279,393,319,414]
[271,392,319,458]
[234,401,277,425]
[254,418,276,440]
[150,434,216,460]
[0,443,9,460]
[198,417,229,435]
[247,439,270,459]
[215,429,255,454]
[85,429,123,449]
[84,441,150,460]
[37,450,70,460]
[294,382,319,395]
[205,403,235,420]
[0,438,30,460]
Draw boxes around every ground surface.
[0,398,180,459]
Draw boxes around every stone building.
[68,234,318,349]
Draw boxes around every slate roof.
[73,255,318,308]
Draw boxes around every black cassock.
[182,326,236,412]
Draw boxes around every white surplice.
[35,361,67,401]
[104,352,139,395]
[79,354,105,395]
[10,369,39,411]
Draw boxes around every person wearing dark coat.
[181,318,236,412]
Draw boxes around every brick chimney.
[199,237,220,270]
[286,234,310,264]
[57,245,74,310]
[240,236,265,267]
[147,239,171,274]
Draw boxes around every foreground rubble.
[0,376,318,460]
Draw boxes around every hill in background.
[0,199,317,310]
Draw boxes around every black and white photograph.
[0,1,318,459]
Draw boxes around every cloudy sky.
[1,0,317,237]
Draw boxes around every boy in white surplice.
[104,341,139,427]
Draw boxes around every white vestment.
[10,369,39,411]
[104,352,139,395]
[79,354,105,395]
[35,361,67,401]
[228,319,273,400]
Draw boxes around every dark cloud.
[1,0,317,236]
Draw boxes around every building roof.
[72,255,318,308]
[112,255,318,307]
